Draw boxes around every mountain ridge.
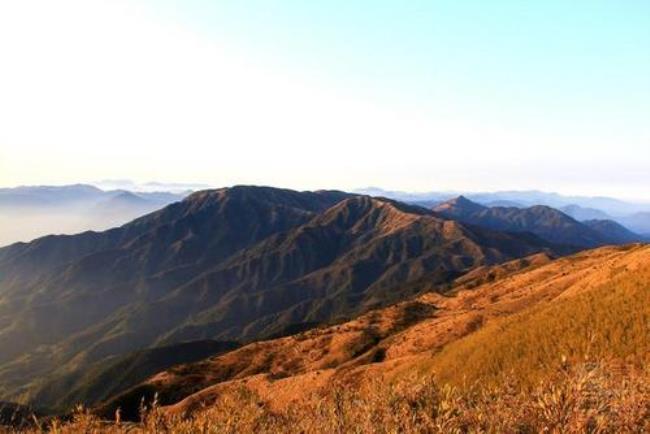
[0,186,561,410]
[433,196,643,247]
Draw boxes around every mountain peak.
[433,195,485,215]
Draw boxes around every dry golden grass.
[80,245,649,422]
[3,361,648,433]
[429,247,650,388]
[3,245,649,433]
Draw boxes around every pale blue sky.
[0,1,648,199]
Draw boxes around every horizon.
[1,1,649,199]
[3,180,650,205]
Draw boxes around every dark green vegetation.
[0,186,560,410]
[433,196,643,247]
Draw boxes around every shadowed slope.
[29,341,238,414]
[582,219,642,244]
[94,244,649,420]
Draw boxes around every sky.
[0,0,649,199]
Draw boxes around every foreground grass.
[3,360,648,433]
[430,258,650,388]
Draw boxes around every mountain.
[618,212,650,235]
[353,187,454,204]
[432,196,640,247]
[0,185,186,247]
[0,186,559,410]
[94,244,650,422]
[560,204,611,221]
[433,195,486,215]
[484,200,524,208]
[582,219,642,244]
[94,180,211,194]
[558,204,650,240]
[0,184,105,209]
[463,190,646,213]
[355,187,650,215]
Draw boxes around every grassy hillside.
[85,245,648,423]
[1,245,649,432]
[4,361,649,433]
[430,248,650,387]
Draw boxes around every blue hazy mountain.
[357,187,650,234]
[0,185,187,247]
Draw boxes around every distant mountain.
[0,186,560,410]
[560,204,611,221]
[89,191,160,221]
[558,204,650,238]
[618,212,650,235]
[357,187,650,216]
[93,180,212,193]
[354,187,455,204]
[484,200,524,208]
[582,219,642,244]
[464,191,650,215]
[434,195,486,215]
[0,185,186,246]
[433,196,641,247]
[0,184,105,209]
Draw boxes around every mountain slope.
[582,219,641,244]
[95,244,649,420]
[29,340,238,413]
[0,187,556,410]
[431,246,650,387]
[433,196,639,247]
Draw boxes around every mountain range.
[0,185,647,424]
[357,187,650,234]
[0,185,578,410]
[356,187,650,215]
[0,185,186,247]
[432,196,642,247]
